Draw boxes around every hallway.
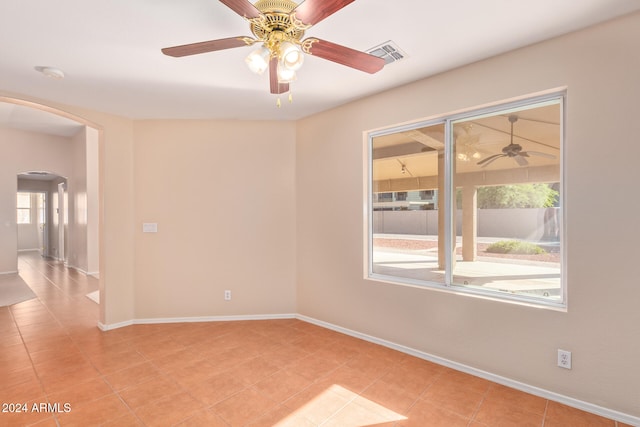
[0,252,628,426]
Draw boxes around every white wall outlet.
[224,290,231,301]
[558,349,572,369]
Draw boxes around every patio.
[372,235,561,299]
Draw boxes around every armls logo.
[3,403,72,413]
[31,402,72,413]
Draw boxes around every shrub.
[486,240,546,255]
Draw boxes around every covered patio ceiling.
[372,103,561,189]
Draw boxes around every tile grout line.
[541,399,550,426]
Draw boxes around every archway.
[0,97,103,320]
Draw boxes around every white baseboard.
[0,270,19,275]
[296,314,640,427]
[134,313,297,325]
[98,319,134,331]
[67,264,88,275]
[98,313,296,331]
[59,263,99,278]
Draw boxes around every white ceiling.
[1,0,639,128]
[0,102,84,137]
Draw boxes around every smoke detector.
[34,66,65,79]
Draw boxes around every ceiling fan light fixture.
[276,62,296,83]
[280,41,304,71]
[457,149,482,162]
[245,46,270,75]
[162,0,386,98]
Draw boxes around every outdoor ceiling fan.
[161,0,386,102]
[477,115,556,168]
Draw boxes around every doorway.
[17,173,68,262]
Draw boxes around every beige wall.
[132,120,297,318]
[86,127,100,275]
[296,13,640,417]
[68,127,88,271]
[66,126,99,275]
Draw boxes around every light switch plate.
[142,223,158,233]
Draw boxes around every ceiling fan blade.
[162,37,253,57]
[514,155,529,166]
[303,38,385,74]
[219,0,262,19]
[479,155,505,168]
[477,154,502,166]
[526,151,557,159]
[292,0,355,26]
[269,57,289,94]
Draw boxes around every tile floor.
[0,252,632,426]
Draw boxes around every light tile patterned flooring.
[0,252,632,426]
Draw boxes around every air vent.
[367,41,407,65]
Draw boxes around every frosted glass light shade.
[245,46,270,75]
[277,62,296,83]
[280,42,304,71]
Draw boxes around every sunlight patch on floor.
[86,290,99,304]
[275,384,407,426]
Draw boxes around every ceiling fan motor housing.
[251,0,306,45]
[503,143,523,156]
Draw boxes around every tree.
[459,183,559,209]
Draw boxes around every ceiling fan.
[161,0,386,101]
[477,115,556,168]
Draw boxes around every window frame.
[365,92,566,309]
[17,192,33,225]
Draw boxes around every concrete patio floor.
[372,234,561,299]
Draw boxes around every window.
[367,94,564,307]
[17,192,32,224]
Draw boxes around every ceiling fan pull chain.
[275,91,293,107]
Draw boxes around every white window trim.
[364,91,567,310]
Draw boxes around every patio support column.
[437,150,456,270]
[462,185,477,261]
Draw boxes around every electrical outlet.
[224,290,231,301]
[558,349,572,369]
